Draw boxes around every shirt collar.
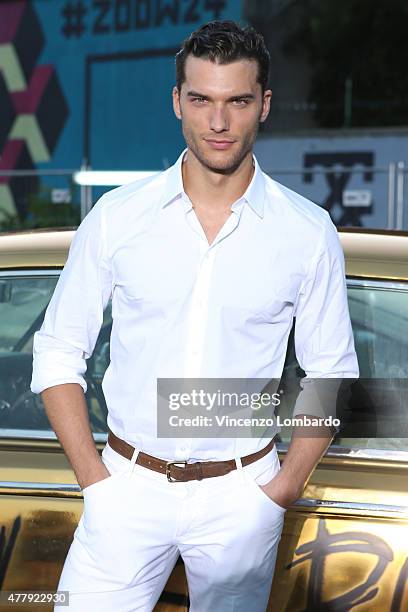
[160,147,266,218]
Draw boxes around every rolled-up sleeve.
[292,214,359,426]
[30,197,112,395]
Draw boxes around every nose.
[209,104,229,132]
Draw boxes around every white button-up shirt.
[31,148,359,461]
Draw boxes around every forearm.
[41,383,108,490]
[278,429,333,497]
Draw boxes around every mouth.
[204,139,236,150]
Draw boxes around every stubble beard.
[181,122,260,176]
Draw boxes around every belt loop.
[235,455,245,481]
[128,446,140,477]
[235,456,243,471]
[236,451,251,485]
[234,455,245,484]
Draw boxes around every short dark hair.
[175,20,270,94]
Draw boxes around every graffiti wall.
[0,0,241,222]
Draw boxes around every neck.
[182,149,255,212]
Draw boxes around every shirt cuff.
[31,351,88,395]
[291,377,356,435]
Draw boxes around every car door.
[0,269,188,611]
[268,277,408,611]
[1,270,407,611]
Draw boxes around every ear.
[260,89,272,123]
[172,86,182,120]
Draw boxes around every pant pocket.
[81,469,122,496]
[81,445,132,531]
[79,472,134,583]
[81,442,129,496]
[101,441,131,474]
[245,465,287,513]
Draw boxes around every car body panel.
[1,226,408,611]
[1,227,407,281]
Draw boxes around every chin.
[198,149,243,173]
[209,155,245,174]
[203,159,238,174]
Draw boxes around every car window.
[1,273,407,456]
[348,283,408,378]
[338,281,408,451]
[0,273,111,437]
[0,276,58,353]
[278,280,408,453]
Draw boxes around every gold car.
[0,227,407,611]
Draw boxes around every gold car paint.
[0,227,408,611]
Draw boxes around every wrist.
[77,459,110,490]
[262,472,304,506]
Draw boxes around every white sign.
[52,189,71,204]
[343,190,372,207]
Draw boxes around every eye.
[192,97,207,104]
[232,99,249,106]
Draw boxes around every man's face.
[173,56,272,174]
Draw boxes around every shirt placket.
[173,196,243,461]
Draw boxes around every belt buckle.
[166,460,188,482]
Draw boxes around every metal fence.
[0,162,406,232]
[265,162,406,230]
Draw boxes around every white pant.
[56,441,286,611]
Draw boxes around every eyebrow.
[186,90,256,101]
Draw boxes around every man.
[31,20,359,612]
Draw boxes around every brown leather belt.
[107,428,275,482]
